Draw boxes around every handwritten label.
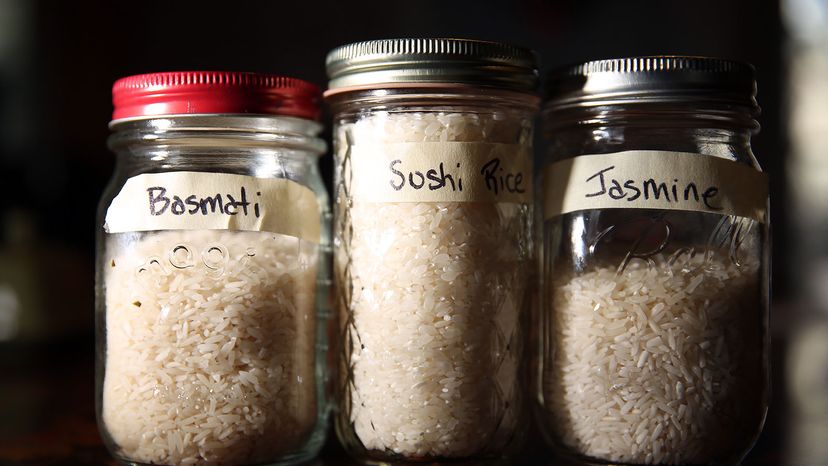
[348,142,533,203]
[105,172,320,242]
[543,151,768,222]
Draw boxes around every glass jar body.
[536,105,770,465]
[95,115,331,466]
[330,89,537,463]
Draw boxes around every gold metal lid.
[325,38,539,94]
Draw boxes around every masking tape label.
[348,142,533,203]
[105,171,320,242]
[543,151,768,222]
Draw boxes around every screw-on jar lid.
[325,38,539,95]
[111,71,321,122]
[545,56,759,113]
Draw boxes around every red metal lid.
[111,71,321,121]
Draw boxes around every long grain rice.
[335,111,532,457]
[103,230,318,465]
[543,252,761,464]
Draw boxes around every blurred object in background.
[0,0,34,157]
[0,0,34,344]
[789,321,828,416]
[782,0,828,464]
[784,0,828,304]
[0,209,92,343]
[786,317,828,465]
[0,0,94,446]
[0,0,92,345]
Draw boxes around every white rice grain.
[543,252,761,464]
[103,230,319,465]
[336,111,531,457]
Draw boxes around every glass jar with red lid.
[96,71,330,466]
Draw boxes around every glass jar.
[96,72,331,466]
[536,57,770,465]
[325,39,539,464]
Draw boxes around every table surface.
[0,339,796,466]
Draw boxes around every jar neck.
[109,114,325,155]
[543,102,759,167]
[108,115,326,176]
[326,87,539,118]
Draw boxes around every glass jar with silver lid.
[326,38,539,464]
[536,57,770,465]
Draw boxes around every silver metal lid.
[325,38,539,93]
[545,56,758,112]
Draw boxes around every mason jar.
[96,72,331,466]
[536,57,770,465]
[325,39,539,463]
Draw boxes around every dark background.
[1,0,826,464]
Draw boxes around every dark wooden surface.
[0,338,794,466]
